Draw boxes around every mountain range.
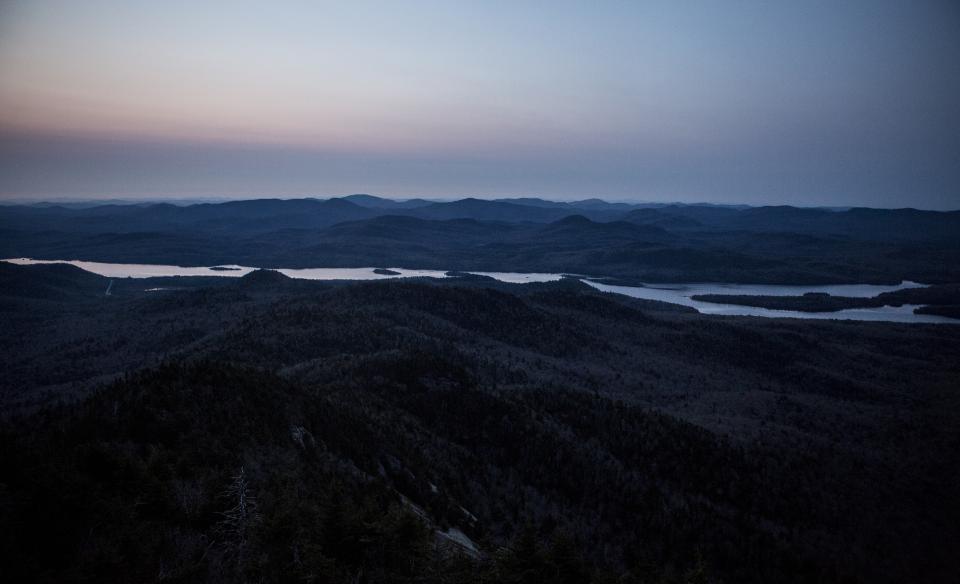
[2,196,959,284]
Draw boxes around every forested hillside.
[1,264,959,583]
[4,197,960,284]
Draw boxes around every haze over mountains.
[3,195,959,285]
[3,0,959,581]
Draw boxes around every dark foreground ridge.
[1,262,959,583]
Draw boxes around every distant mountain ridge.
[2,196,959,284]
[4,195,957,237]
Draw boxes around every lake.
[4,258,954,323]
[582,281,952,324]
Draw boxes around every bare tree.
[216,467,259,574]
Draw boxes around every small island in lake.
[445,271,498,281]
[691,292,876,312]
[586,276,649,287]
[373,268,401,276]
[692,284,960,318]
[209,266,242,271]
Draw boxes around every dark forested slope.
[1,264,959,583]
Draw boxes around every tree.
[217,467,259,574]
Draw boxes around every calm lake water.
[582,281,952,324]
[3,259,568,284]
[4,258,955,324]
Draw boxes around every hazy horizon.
[2,192,958,212]
[2,1,959,209]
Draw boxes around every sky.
[1,1,958,208]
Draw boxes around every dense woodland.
[2,263,959,583]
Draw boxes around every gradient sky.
[1,1,958,208]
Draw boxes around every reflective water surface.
[582,280,952,324]
[4,258,955,323]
